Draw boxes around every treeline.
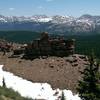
[0,31,100,58]
[62,34,100,58]
[0,31,41,43]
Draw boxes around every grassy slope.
[0,86,32,100]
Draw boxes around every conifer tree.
[77,54,100,100]
[3,77,6,88]
[61,91,66,100]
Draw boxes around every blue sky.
[0,0,100,17]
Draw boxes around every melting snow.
[0,65,81,100]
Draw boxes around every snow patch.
[0,18,7,22]
[38,18,52,22]
[0,65,81,100]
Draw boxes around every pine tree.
[3,77,6,88]
[61,91,66,100]
[77,54,100,100]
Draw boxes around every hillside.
[0,52,89,93]
[0,31,99,93]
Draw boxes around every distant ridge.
[0,14,100,34]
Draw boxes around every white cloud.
[38,6,44,9]
[9,8,15,11]
[46,0,54,2]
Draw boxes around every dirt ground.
[0,52,89,93]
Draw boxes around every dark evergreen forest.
[0,31,100,58]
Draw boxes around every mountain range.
[0,14,100,35]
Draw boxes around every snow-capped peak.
[0,14,100,33]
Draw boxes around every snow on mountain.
[51,15,74,24]
[0,65,81,100]
[0,14,87,23]
[36,17,52,22]
[0,18,7,22]
[0,14,100,34]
